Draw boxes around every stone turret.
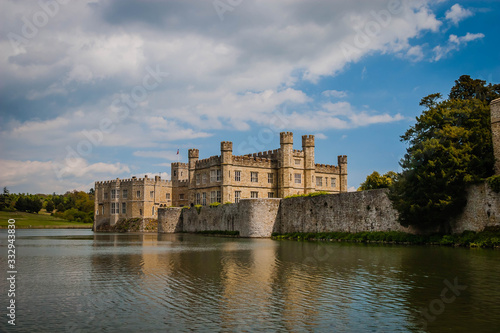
[221,141,233,203]
[188,149,199,204]
[338,155,347,192]
[279,132,294,198]
[302,135,315,194]
[492,98,500,175]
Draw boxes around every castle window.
[166,193,170,200]
[121,202,126,214]
[331,178,336,188]
[217,191,221,203]
[217,169,221,182]
[180,194,185,200]
[251,172,258,182]
[136,191,141,198]
[150,191,154,199]
[140,209,142,215]
[251,191,258,198]
[235,171,241,182]
[202,174,207,185]
[210,170,216,182]
[234,191,241,203]
[122,189,128,199]
[211,191,216,203]
[294,173,301,184]
[268,173,273,184]
[101,206,104,215]
[202,192,207,206]
[104,192,108,200]
[181,171,183,176]
[196,174,200,185]
[111,189,119,199]
[111,203,117,214]
[196,193,201,205]
[174,170,177,177]
[268,192,274,198]
[316,177,323,186]
[152,206,155,216]
[295,159,300,165]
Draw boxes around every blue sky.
[1,0,499,194]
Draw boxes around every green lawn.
[0,211,92,229]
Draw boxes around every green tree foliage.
[14,194,43,213]
[0,187,14,211]
[45,200,55,213]
[358,171,397,191]
[389,76,498,227]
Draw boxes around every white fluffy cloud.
[445,4,473,25]
[433,32,485,61]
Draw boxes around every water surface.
[1,229,499,332]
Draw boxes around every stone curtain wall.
[158,199,280,237]
[156,183,499,237]
[277,189,410,234]
[450,183,500,233]
[491,98,500,174]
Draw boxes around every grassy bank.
[271,230,500,248]
[0,211,92,229]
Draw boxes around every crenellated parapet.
[280,131,293,145]
[174,179,190,187]
[232,155,275,168]
[171,162,188,167]
[95,176,172,187]
[302,134,315,147]
[195,155,221,169]
[243,148,280,160]
[315,163,339,174]
[293,150,304,158]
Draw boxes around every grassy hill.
[0,210,92,229]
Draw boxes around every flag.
[177,149,179,155]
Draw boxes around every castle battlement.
[315,163,339,173]
[242,148,280,160]
[95,176,172,186]
[195,155,221,169]
[171,162,188,167]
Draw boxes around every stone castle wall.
[157,182,499,237]
[491,98,500,174]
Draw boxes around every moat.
[1,229,500,332]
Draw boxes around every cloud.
[282,102,404,131]
[433,32,485,61]
[322,90,348,98]
[315,133,328,140]
[445,4,473,25]
[0,158,130,193]
[133,150,180,161]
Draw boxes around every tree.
[389,77,498,228]
[358,171,397,191]
[46,200,55,213]
[0,187,12,210]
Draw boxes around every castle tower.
[171,162,188,183]
[302,135,315,194]
[338,155,348,193]
[491,98,500,175]
[188,149,199,204]
[279,132,294,198]
[221,141,233,203]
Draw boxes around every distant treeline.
[0,187,94,223]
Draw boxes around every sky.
[1,0,499,194]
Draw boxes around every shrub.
[487,175,500,193]
[209,202,221,208]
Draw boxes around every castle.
[94,132,347,227]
